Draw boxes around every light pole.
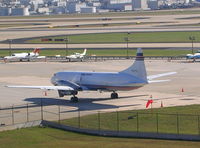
[124,32,131,59]
[124,37,129,59]
[189,36,195,54]
[65,36,69,56]
[8,39,12,56]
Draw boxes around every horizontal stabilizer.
[148,80,170,83]
[147,72,177,80]
[37,56,46,59]
[5,85,74,91]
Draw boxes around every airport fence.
[58,110,200,136]
[0,100,200,135]
[0,56,187,63]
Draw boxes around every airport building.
[0,0,198,16]
[0,7,11,16]
[102,0,133,11]
[52,6,67,14]
[132,0,148,10]
[148,0,159,10]
[29,0,44,5]
[80,6,96,13]
[66,1,87,13]
[54,0,67,7]
[37,7,50,14]
[11,7,30,16]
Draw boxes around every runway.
[0,42,199,49]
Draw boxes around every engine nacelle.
[58,90,78,97]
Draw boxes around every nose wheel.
[70,96,79,103]
[111,92,118,99]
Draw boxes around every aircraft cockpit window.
[11,54,15,56]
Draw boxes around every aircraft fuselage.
[51,71,147,92]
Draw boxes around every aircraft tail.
[81,48,87,55]
[120,48,147,82]
[33,48,40,54]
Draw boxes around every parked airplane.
[4,48,46,62]
[66,48,87,61]
[6,48,176,102]
[186,51,200,60]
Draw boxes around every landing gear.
[111,92,118,99]
[70,96,79,103]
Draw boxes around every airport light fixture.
[189,36,195,54]
[65,36,69,56]
[8,39,12,56]
[124,37,129,59]
[124,32,131,59]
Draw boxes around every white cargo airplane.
[6,48,176,102]
[66,48,87,61]
[4,48,46,62]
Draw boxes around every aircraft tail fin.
[33,48,40,54]
[81,48,87,55]
[120,48,147,82]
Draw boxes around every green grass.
[26,32,200,44]
[0,127,200,148]
[60,105,200,135]
[0,49,190,57]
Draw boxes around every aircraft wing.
[147,72,176,83]
[6,85,74,91]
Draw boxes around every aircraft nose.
[51,75,57,85]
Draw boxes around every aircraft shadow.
[24,95,144,112]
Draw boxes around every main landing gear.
[111,92,118,99]
[70,95,79,103]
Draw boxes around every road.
[0,43,198,49]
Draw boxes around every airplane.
[66,48,87,61]
[6,48,176,102]
[186,50,200,60]
[4,48,46,62]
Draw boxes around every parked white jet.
[7,48,176,102]
[66,48,87,61]
[4,48,46,62]
[186,51,200,60]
